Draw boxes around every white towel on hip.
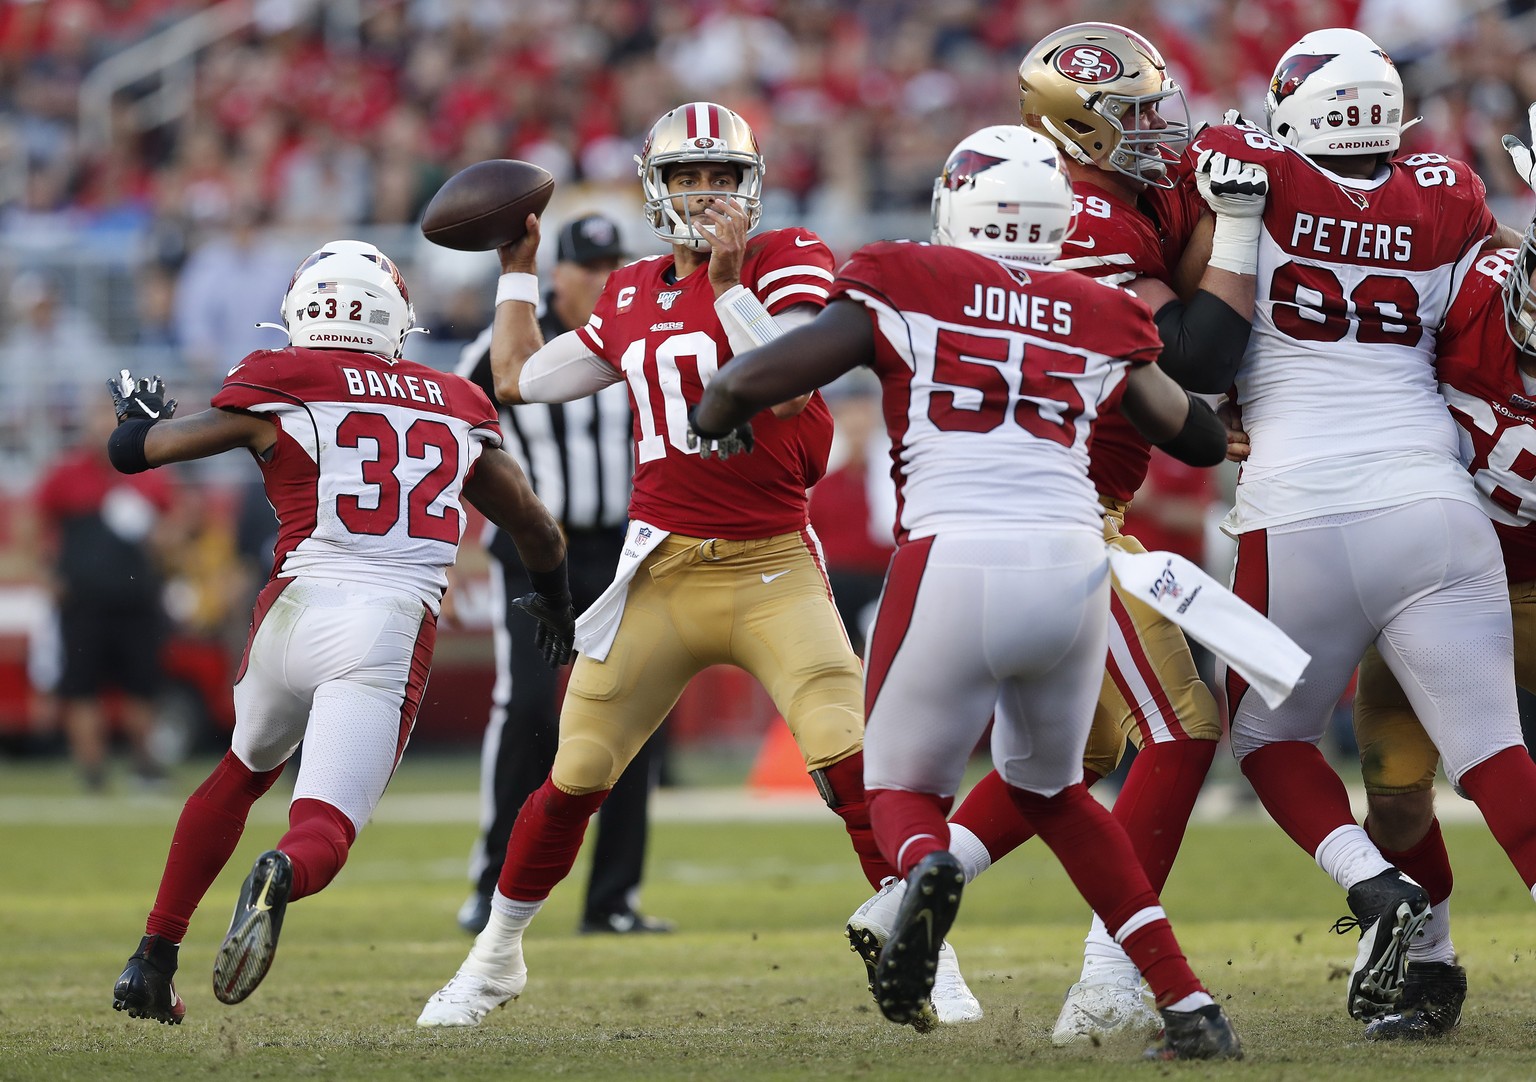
[1107,548,1309,709]
[573,519,670,663]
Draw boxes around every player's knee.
[552,736,623,795]
[785,671,863,756]
[1365,789,1435,850]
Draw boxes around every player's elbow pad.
[1154,291,1251,393]
[106,419,156,474]
[1154,393,1227,467]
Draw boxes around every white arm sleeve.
[713,287,819,355]
[517,329,623,403]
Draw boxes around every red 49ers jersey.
[1436,247,1536,583]
[1190,124,1497,530]
[829,241,1163,542]
[1057,165,1203,503]
[212,347,501,609]
[575,227,835,539]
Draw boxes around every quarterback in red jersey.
[1187,27,1536,1026]
[417,102,914,1029]
[109,241,572,1024]
[838,21,1270,1043]
[693,125,1240,1060]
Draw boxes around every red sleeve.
[576,271,624,362]
[211,348,312,412]
[1089,282,1163,366]
[747,228,836,313]
[827,241,901,306]
[443,371,502,447]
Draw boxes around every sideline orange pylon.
[746,716,816,794]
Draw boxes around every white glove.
[1501,101,1536,193]
[1198,149,1269,276]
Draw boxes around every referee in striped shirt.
[455,213,672,936]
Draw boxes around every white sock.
[1165,991,1214,1013]
[1313,824,1393,891]
[462,894,542,976]
[1407,897,1457,965]
[1079,914,1137,983]
[947,823,993,883]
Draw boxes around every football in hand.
[420,160,555,251]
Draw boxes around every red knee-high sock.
[1239,741,1357,856]
[1008,783,1204,1007]
[146,751,284,941]
[1366,816,1453,906]
[277,798,358,901]
[1114,741,1217,893]
[867,787,955,878]
[1458,747,1536,891]
[949,765,1106,864]
[820,753,899,886]
[497,777,608,902]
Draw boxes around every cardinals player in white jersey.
[107,241,573,1024]
[1188,27,1536,1025]
[839,22,1272,1044]
[416,102,931,1029]
[692,126,1242,1061]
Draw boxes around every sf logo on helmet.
[1054,45,1122,84]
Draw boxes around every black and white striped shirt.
[457,317,631,561]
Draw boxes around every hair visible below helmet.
[636,101,764,251]
[931,126,1074,263]
[281,240,416,358]
[1265,28,1407,158]
[1017,21,1189,189]
[1506,223,1536,355]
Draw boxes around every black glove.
[685,405,755,460]
[107,369,177,424]
[511,591,576,668]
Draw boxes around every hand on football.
[1501,102,1536,193]
[497,214,542,274]
[510,590,575,668]
[1196,150,1269,220]
[686,405,755,460]
[106,370,177,424]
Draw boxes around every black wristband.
[1153,290,1253,394]
[1154,392,1227,467]
[106,418,156,474]
[526,556,569,600]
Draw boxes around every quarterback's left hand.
[1196,149,1269,219]
[511,590,575,668]
[686,405,755,460]
[106,370,178,424]
[1501,102,1536,193]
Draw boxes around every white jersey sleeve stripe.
[763,283,830,308]
[757,264,836,287]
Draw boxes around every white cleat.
[1050,974,1160,1046]
[846,877,982,1024]
[416,965,527,1028]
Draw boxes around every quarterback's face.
[664,163,742,217]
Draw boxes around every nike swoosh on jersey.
[1066,236,1097,250]
[761,570,792,583]
[794,236,819,247]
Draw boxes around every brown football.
[420,159,555,251]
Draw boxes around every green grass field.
[4,753,1536,1081]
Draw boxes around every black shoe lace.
[1330,915,1363,936]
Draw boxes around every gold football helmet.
[636,102,764,251]
[1017,21,1189,188]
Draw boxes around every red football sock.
[1113,741,1217,892]
[1239,741,1357,856]
[820,753,899,886]
[1366,815,1453,906]
[1458,747,1536,890]
[1007,782,1203,1006]
[867,787,954,877]
[949,764,1106,864]
[277,798,358,901]
[146,751,284,942]
[497,777,608,902]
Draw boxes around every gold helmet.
[1017,21,1189,189]
[635,101,764,251]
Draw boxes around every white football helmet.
[1265,28,1411,158]
[636,102,764,251]
[1506,223,1536,355]
[1017,22,1190,189]
[931,126,1074,263]
[280,240,417,357]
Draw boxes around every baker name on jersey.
[1289,214,1412,262]
[342,366,446,405]
[963,284,1073,335]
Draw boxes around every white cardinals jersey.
[828,241,1162,542]
[1191,125,1497,531]
[213,347,502,610]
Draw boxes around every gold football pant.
[1355,579,1536,794]
[551,530,865,795]
[1080,500,1222,779]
